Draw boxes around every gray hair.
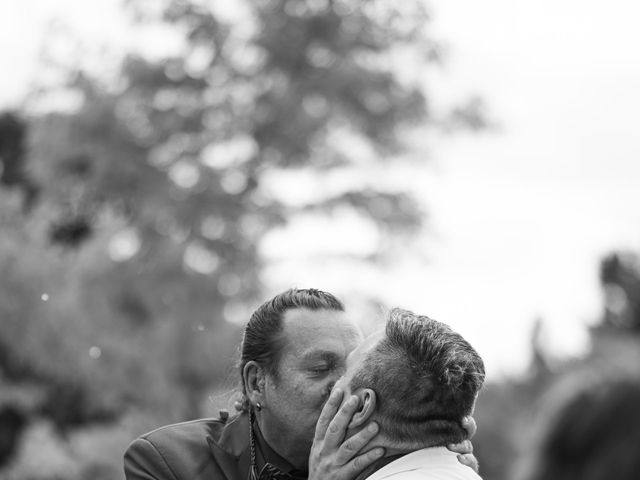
[350,307,485,446]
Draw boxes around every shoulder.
[141,417,227,447]
[124,417,228,480]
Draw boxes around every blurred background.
[1,0,639,478]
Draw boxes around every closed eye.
[309,363,334,375]
[310,366,329,374]
[302,351,342,377]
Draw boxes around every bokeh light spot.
[201,216,227,240]
[200,135,257,170]
[168,159,201,189]
[220,170,248,195]
[108,228,141,262]
[183,241,220,275]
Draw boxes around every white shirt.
[365,447,483,480]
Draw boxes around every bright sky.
[2,0,639,379]
[418,0,640,376]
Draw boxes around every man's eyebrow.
[300,351,340,362]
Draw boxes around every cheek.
[289,380,332,409]
[269,374,312,399]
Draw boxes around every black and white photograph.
[1,1,639,479]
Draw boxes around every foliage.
[0,0,483,478]
[472,250,640,480]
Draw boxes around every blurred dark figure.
[515,365,640,480]
[48,215,93,247]
[600,252,640,331]
[0,406,27,468]
[0,111,38,208]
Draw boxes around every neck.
[263,436,309,470]
[356,430,448,458]
[256,417,310,470]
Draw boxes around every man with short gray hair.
[311,307,485,479]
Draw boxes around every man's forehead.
[299,349,343,362]
[280,307,362,346]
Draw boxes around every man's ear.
[242,361,266,405]
[348,388,377,429]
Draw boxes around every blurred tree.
[528,317,551,378]
[474,316,555,480]
[20,0,480,418]
[598,252,640,332]
[1,0,485,476]
[588,251,640,370]
[474,250,640,480]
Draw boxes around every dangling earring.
[249,408,258,480]
[255,402,262,411]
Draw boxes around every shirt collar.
[366,447,470,479]
[353,454,407,480]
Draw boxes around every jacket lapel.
[206,413,251,480]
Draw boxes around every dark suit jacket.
[124,413,253,480]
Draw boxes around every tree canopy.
[0,1,486,477]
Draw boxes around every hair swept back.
[239,288,344,389]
